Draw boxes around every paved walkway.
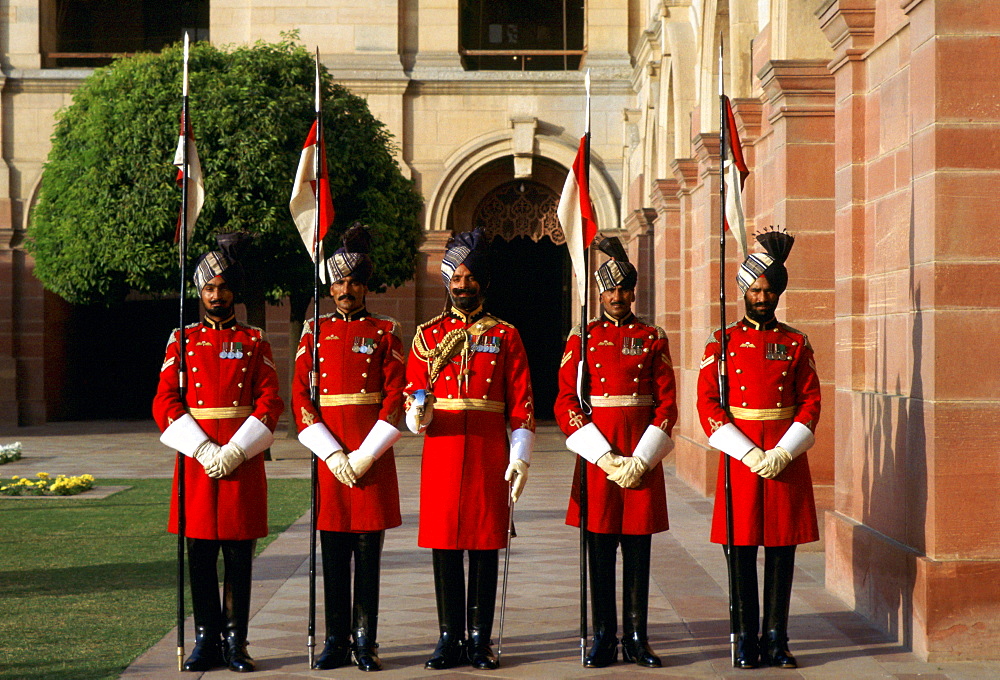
[2,422,996,679]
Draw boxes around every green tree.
[27,36,423,325]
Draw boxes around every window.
[459,0,585,71]
[41,0,209,68]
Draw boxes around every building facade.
[0,0,997,661]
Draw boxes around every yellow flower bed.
[1,472,95,496]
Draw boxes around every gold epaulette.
[370,313,401,338]
[779,323,811,348]
[636,316,668,340]
[703,321,740,348]
[567,317,602,339]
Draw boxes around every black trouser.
[726,545,796,638]
[187,538,255,642]
[588,532,652,639]
[320,530,385,643]
[431,548,498,642]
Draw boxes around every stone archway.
[474,177,570,419]
[473,179,566,245]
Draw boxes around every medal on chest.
[765,342,790,361]
[219,342,244,359]
[622,337,644,356]
[471,335,501,354]
[352,337,377,354]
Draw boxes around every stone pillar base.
[826,511,1000,661]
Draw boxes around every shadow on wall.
[853,188,927,649]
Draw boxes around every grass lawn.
[0,478,311,680]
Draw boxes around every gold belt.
[434,398,506,414]
[188,406,253,420]
[729,405,796,421]
[319,392,384,407]
[590,395,653,408]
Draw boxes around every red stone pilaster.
[672,149,723,497]
[623,207,656,320]
[820,0,1000,660]
[755,59,836,525]
[649,179,682,345]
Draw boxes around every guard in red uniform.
[292,224,404,672]
[153,234,284,673]
[697,227,821,669]
[404,228,535,671]
[555,237,677,669]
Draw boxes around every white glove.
[607,456,648,489]
[504,459,529,503]
[327,451,356,487]
[205,442,247,478]
[347,451,375,479]
[193,440,221,470]
[752,446,793,479]
[596,452,624,476]
[741,447,766,470]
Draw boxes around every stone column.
[755,59,836,526]
[624,208,655,320]
[673,152,719,496]
[819,0,1000,660]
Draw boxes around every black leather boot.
[727,545,760,669]
[760,546,798,668]
[184,539,225,672]
[352,531,385,671]
[425,549,466,670]
[467,549,499,669]
[221,540,256,673]
[315,531,353,669]
[584,533,619,668]
[621,534,661,667]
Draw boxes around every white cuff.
[228,416,274,460]
[565,422,612,464]
[509,427,535,464]
[298,422,344,460]
[776,422,816,458]
[632,425,674,469]
[708,422,757,460]
[159,414,209,457]
[357,420,402,460]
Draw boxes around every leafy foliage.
[27,37,423,306]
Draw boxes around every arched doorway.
[471,178,570,420]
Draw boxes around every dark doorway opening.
[484,236,570,420]
[48,298,197,421]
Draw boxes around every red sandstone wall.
[820,0,1000,660]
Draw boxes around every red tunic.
[405,309,535,550]
[292,309,404,533]
[697,318,821,546]
[153,319,284,541]
[555,313,677,535]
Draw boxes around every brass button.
[742,402,748,407]
[777,402,782,407]
[595,363,602,368]
[238,383,243,388]
[195,383,201,388]
[232,401,238,406]
[197,400,204,405]
[360,389,366,393]
[362,373,368,378]
[736,369,742,374]
[192,367,198,372]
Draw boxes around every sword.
[497,481,515,666]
